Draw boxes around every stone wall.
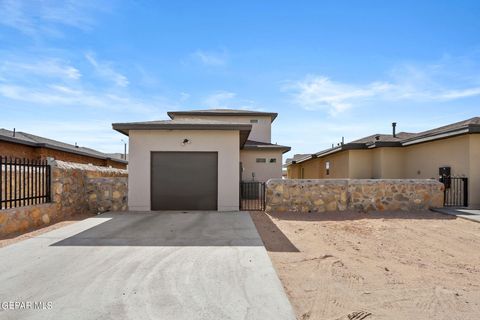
[1,160,127,237]
[266,179,444,213]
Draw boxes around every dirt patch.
[250,211,480,320]
[0,213,95,248]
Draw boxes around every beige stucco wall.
[403,135,470,179]
[172,115,272,143]
[287,164,301,179]
[370,148,405,179]
[322,151,349,178]
[372,149,382,178]
[469,134,480,208]
[286,151,349,179]
[348,150,372,178]
[128,130,240,211]
[286,133,479,207]
[240,150,283,182]
[380,148,405,178]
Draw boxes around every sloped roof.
[290,117,480,165]
[0,129,127,163]
[351,132,416,144]
[285,154,311,164]
[167,108,278,122]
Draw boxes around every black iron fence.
[240,181,266,211]
[0,157,51,210]
[439,176,468,207]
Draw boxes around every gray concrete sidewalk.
[433,207,480,223]
[0,211,295,320]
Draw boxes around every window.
[256,158,266,163]
[325,161,330,176]
[300,167,305,179]
[269,158,277,163]
[250,119,258,123]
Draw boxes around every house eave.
[166,111,278,122]
[112,122,253,148]
[0,136,128,164]
[402,125,480,146]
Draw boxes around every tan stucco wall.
[172,115,272,143]
[286,133,479,207]
[469,134,480,208]
[348,150,372,178]
[372,149,382,178]
[286,152,348,179]
[240,150,283,182]
[379,148,405,178]
[322,151,349,178]
[370,148,405,179]
[287,164,301,179]
[128,130,240,211]
[403,135,470,179]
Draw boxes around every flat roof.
[167,108,278,122]
[243,140,291,154]
[112,119,253,147]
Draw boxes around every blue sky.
[1,1,479,159]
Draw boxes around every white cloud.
[85,52,129,87]
[0,0,106,37]
[0,83,161,114]
[289,76,392,114]
[202,91,236,108]
[192,50,228,66]
[287,61,480,115]
[0,59,81,80]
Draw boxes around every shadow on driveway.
[266,210,457,222]
[51,211,265,247]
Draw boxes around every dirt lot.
[250,211,480,320]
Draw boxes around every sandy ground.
[0,213,95,248]
[250,211,480,320]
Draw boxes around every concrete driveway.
[0,211,295,320]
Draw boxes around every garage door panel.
[151,152,218,210]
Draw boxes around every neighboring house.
[113,109,290,211]
[287,117,480,208]
[107,152,129,161]
[0,129,128,169]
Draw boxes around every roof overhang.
[243,144,291,154]
[167,111,278,122]
[288,143,367,165]
[366,141,402,148]
[0,136,128,164]
[112,122,253,147]
[402,124,480,146]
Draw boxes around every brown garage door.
[151,152,218,210]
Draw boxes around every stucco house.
[113,109,290,211]
[287,117,480,208]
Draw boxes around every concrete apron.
[433,207,480,223]
[0,211,295,320]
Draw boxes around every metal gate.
[239,181,266,211]
[439,176,468,207]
